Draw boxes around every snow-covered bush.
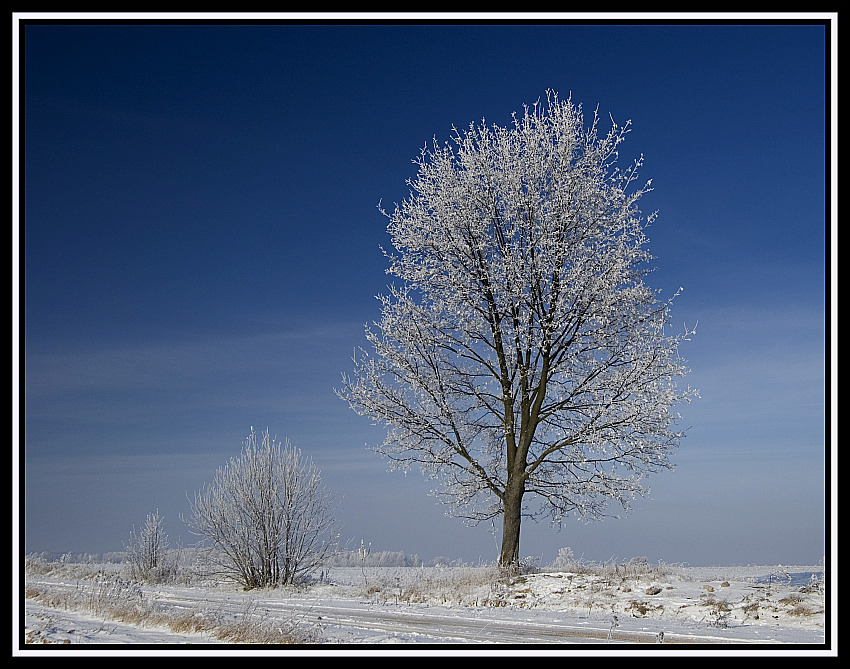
[124,510,181,583]
[185,427,339,589]
[551,547,577,571]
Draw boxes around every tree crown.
[340,91,696,528]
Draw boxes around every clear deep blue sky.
[17,17,833,566]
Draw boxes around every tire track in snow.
[22,578,776,645]
[142,590,750,644]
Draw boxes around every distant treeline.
[24,551,128,564]
[25,548,478,569]
[26,548,429,569]
[325,549,424,567]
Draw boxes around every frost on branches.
[338,91,697,569]
[185,428,338,589]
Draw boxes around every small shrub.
[625,600,662,617]
[551,547,577,570]
[741,598,761,619]
[708,613,729,629]
[700,593,732,618]
[24,553,54,577]
[786,604,815,617]
[125,510,172,583]
[800,573,825,595]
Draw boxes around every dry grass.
[356,564,505,606]
[785,604,816,617]
[625,599,663,617]
[24,580,315,644]
[24,552,315,643]
[545,555,682,582]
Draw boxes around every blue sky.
[16,16,834,566]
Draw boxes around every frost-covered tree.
[125,509,171,582]
[338,91,697,570]
[185,428,338,588]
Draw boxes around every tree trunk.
[498,482,524,570]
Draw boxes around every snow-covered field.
[19,557,833,654]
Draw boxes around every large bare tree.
[338,91,697,569]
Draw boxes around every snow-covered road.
[23,594,782,647]
[21,563,830,650]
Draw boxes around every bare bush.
[185,427,339,589]
[125,510,181,583]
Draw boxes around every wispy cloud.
[23,318,367,458]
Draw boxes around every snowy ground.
[18,560,834,655]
